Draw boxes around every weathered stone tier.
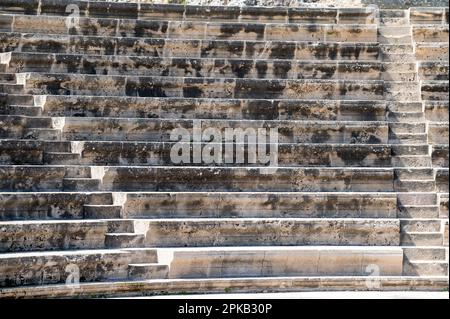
[0,2,448,297]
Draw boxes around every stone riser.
[20,73,386,100]
[425,101,449,122]
[1,142,394,167]
[419,62,449,81]
[61,118,388,143]
[0,14,379,42]
[1,276,447,298]
[0,166,395,192]
[429,124,450,145]
[413,25,449,43]
[1,116,389,143]
[416,43,449,62]
[0,247,405,288]
[2,53,385,80]
[0,192,113,220]
[0,33,382,61]
[0,1,378,24]
[0,191,397,220]
[0,248,159,287]
[421,81,449,101]
[163,247,403,278]
[0,218,400,252]
[432,145,449,168]
[40,96,388,121]
[137,218,401,247]
[0,219,134,252]
[100,166,395,192]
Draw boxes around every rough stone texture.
[0,1,448,297]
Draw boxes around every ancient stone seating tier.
[0,1,448,297]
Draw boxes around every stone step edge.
[0,51,394,64]
[0,31,382,46]
[0,276,447,298]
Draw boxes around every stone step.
[0,93,34,106]
[122,191,397,219]
[105,233,146,249]
[62,178,101,191]
[20,73,386,100]
[0,83,23,94]
[436,169,449,192]
[394,168,434,180]
[41,95,388,121]
[422,80,449,101]
[99,166,395,192]
[403,260,449,276]
[391,144,429,156]
[0,191,398,220]
[0,248,159,287]
[0,219,134,252]
[397,192,437,206]
[23,128,61,141]
[0,2,378,24]
[389,133,428,145]
[0,32,381,61]
[400,219,442,232]
[0,192,114,220]
[429,123,450,145]
[415,43,449,62]
[418,62,449,81]
[384,82,421,101]
[387,111,424,122]
[394,180,436,192]
[136,218,400,247]
[64,166,93,178]
[410,7,448,25]
[397,205,440,218]
[403,246,447,261]
[0,166,395,192]
[0,72,15,83]
[433,144,449,167]
[391,156,432,167]
[1,52,385,80]
[413,25,449,43]
[425,101,449,122]
[378,26,412,45]
[128,263,169,281]
[400,232,443,246]
[0,105,42,116]
[0,276,447,298]
[388,101,423,113]
[74,142,393,167]
[380,44,414,55]
[389,123,426,134]
[440,194,449,218]
[59,118,388,143]
[83,204,123,219]
[379,10,409,26]
[1,14,379,42]
[157,246,403,278]
[43,152,81,165]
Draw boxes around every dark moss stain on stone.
[245,24,265,40]
[231,60,253,78]
[183,86,203,98]
[255,61,268,78]
[82,60,97,74]
[327,44,339,60]
[219,24,244,38]
[269,43,295,59]
[273,61,291,79]
[311,130,331,143]
[125,81,167,97]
